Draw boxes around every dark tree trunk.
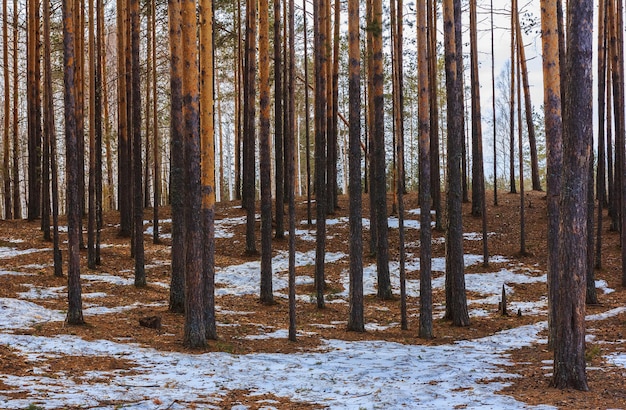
[596,0,608,269]
[259,0,273,305]
[443,0,469,327]
[274,0,284,239]
[346,0,363,332]
[2,0,11,220]
[27,0,42,222]
[303,0,312,225]
[11,0,20,220]
[287,0,297,341]
[243,0,257,255]
[62,0,84,325]
[552,0,593,391]
[314,0,328,309]
[168,0,185,313]
[428,0,442,230]
[509,5,517,195]
[130,0,145,287]
[117,0,131,237]
[418,0,433,339]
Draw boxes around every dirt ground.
[1,189,625,409]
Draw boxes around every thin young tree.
[515,8,542,191]
[259,0,273,305]
[346,0,364,332]
[443,0,469,327]
[509,2,517,194]
[491,0,498,206]
[417,0,433,339]
[327,0,340,213]
[182,0,206,348]
[94,0,103,265]
[11,0,20,219]
[63,0,84,325]
[551,0,593,391]
[517,40,526,256]
[2,0,10,220]
[470,0,486,223]
[199,0,216,340]
[596,0,608,269]
[41,0,52,241]
[303,0,312,225]
[151,0,160,244]
[168,0,185,313]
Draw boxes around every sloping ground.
[0,190,624,409]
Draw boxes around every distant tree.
[596,0,608,269]
[509,3,517,195]
[11,0,20,220]
[287,0,297,341]
[303,0,312,225]
[327,0,340,213]
[551,0,593,391]
[88,0,98,269]
[516,33,526,256]
[346,0,364,332]
[443,0,469,327]
[491,0,498,206]
[117,0,131,237]
[63,0,84,325]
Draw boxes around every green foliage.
[585,345,601,363]
[25,404,43,410]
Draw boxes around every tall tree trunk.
[88,0,97,269]
[234,2,242,201]
[509,3,517,194]
[63,0,84,325]
[596,0,608,269]
[259,0,273,305]
[287,0,297,341]
[243,0,258,255]
[199,0,216,340]
[27,0,42,221]
[117,0,131,236]
[443,0,469,327]
[418,0,433,339]
[515,7,542,191]
[327,0,340,213]
[371,0,391,300]
[152,0,160,244]
[314,0,328,308]
[274,0,284,238]
[2,0,10,220]
[428,0,442,230]
[130,0,145,286]
[491,0,498,206]
[11,0,20,219]
[517,43,526,255]
[303,0,312,225]
[181,0,206,348]
[346,0,363,333]
[552,0,593,391]
[168,0,185,313]
[94,0,103,265]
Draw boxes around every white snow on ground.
[215,250,345,296]
[0,299,560,409]
[0,246,51,259]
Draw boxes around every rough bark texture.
[259,0,274,305]
[428,0,442,230]
[274,0,284,239]
[27,0,42,222]
[470,0,486,222]
[418,0,433,339]
[62,0,84,325]
[346,0,363,332]
[130,0,145,287]
[287,0,297,341]
[552,0,593,391]
[168,0,185,314]
[181,0,206,348]
[314,0,327,309]
[243,0,258,255]
[443,0,469,327]
[2,0,11,220]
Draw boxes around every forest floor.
[0,190,625,408]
